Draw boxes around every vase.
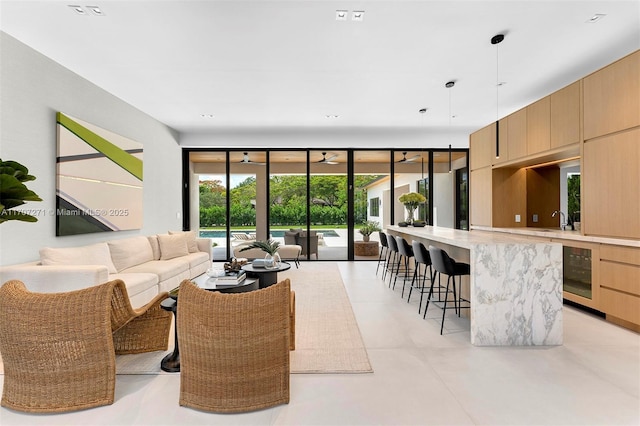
[405,206,416,225]
[363,235,370,242]
[272,252,281,268]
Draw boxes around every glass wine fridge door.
[563,246,592,299]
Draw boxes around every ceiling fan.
[239,152,265,165]
[396,151,421,163]
[318,152,339,165]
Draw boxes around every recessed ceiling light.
[352,11,365,22]
[497,82,507,87]
[418,108,428,114]
[68,5,86,15]
[86,6,105,16]
[586,14,606,23]
[336,10,347,21]
[200,114,214,118]
[325,115,340,119]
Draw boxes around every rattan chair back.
[177,278,291,413]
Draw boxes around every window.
[369,197,380,217]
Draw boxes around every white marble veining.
[471,243,563,346]
[387,226,563,346]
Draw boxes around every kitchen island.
[387,225,563,346]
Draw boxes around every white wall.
[0,33,184,265]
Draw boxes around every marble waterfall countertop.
[386,225,563,347]
[471,225,640,248]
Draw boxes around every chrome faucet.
[552,210,567,230]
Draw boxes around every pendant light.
[446,80,455,173]
[491,33,505,159]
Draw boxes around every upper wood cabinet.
[470,168,492,226]
[527,97,551,155]
[583,127,640,240]
[550,81,580,148]
[507,108,527,160]
[469,122,495,170]
[583,50,640,140]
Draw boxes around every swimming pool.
[199,229,340,238]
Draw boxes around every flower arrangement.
[398,192,426,209]
[398,192,426,224]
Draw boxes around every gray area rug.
[115,262,373,374]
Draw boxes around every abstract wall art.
[56,112,143,236]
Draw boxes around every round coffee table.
[241,261,291,288]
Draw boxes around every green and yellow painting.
[56,112,143,236]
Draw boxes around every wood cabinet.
[599,245,640,331]
[527,96,551,155]
[583,127,640,239]
[470,123,494,170]
[583,50,640,140]
[550,81,580,148]
[470,167,492,227]
[506,108,527,160]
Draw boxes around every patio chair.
[178,279,291,412]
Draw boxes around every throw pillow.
[168,230,198,253]
[40,243,117,274]
[147,235,161,260]
[158,233,189,260]
[108,236,154,272]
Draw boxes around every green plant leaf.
[239,239,280,255]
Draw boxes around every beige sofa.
[0,231,211,308]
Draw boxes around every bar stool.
[385,236,399,287]
[376,232,390,278]
[425,246,471,335]
[394,236,414,296]
[409,240,435,314]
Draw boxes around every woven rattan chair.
[178,278,291,413]
[0,279,171,413]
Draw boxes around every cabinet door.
[550,81,580,148]
[583,127,640,239]
[469,123,494,170]
[527,96,551,155]
[507,109,527,160]
[583,50,640,140]
[470,168,492,226]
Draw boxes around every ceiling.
[1,1,639,143]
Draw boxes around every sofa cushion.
[121,258,190,282]
[158,234,189,260]
[40,243,117,274]
[108,236,154,272]
[147,235,161,260]
[109,272,158,299]
[169,230,199,253]
[183,251,209,269]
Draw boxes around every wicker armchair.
[0,279,171,413]
[177,278,291,413]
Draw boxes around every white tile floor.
[1,261,639,425]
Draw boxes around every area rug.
[114,262,372,374]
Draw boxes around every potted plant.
[0,159,42,224]
[398,192,426,225]
[358,220,381,242]
[239,239,281,268]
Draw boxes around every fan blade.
[404,154,421,163]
